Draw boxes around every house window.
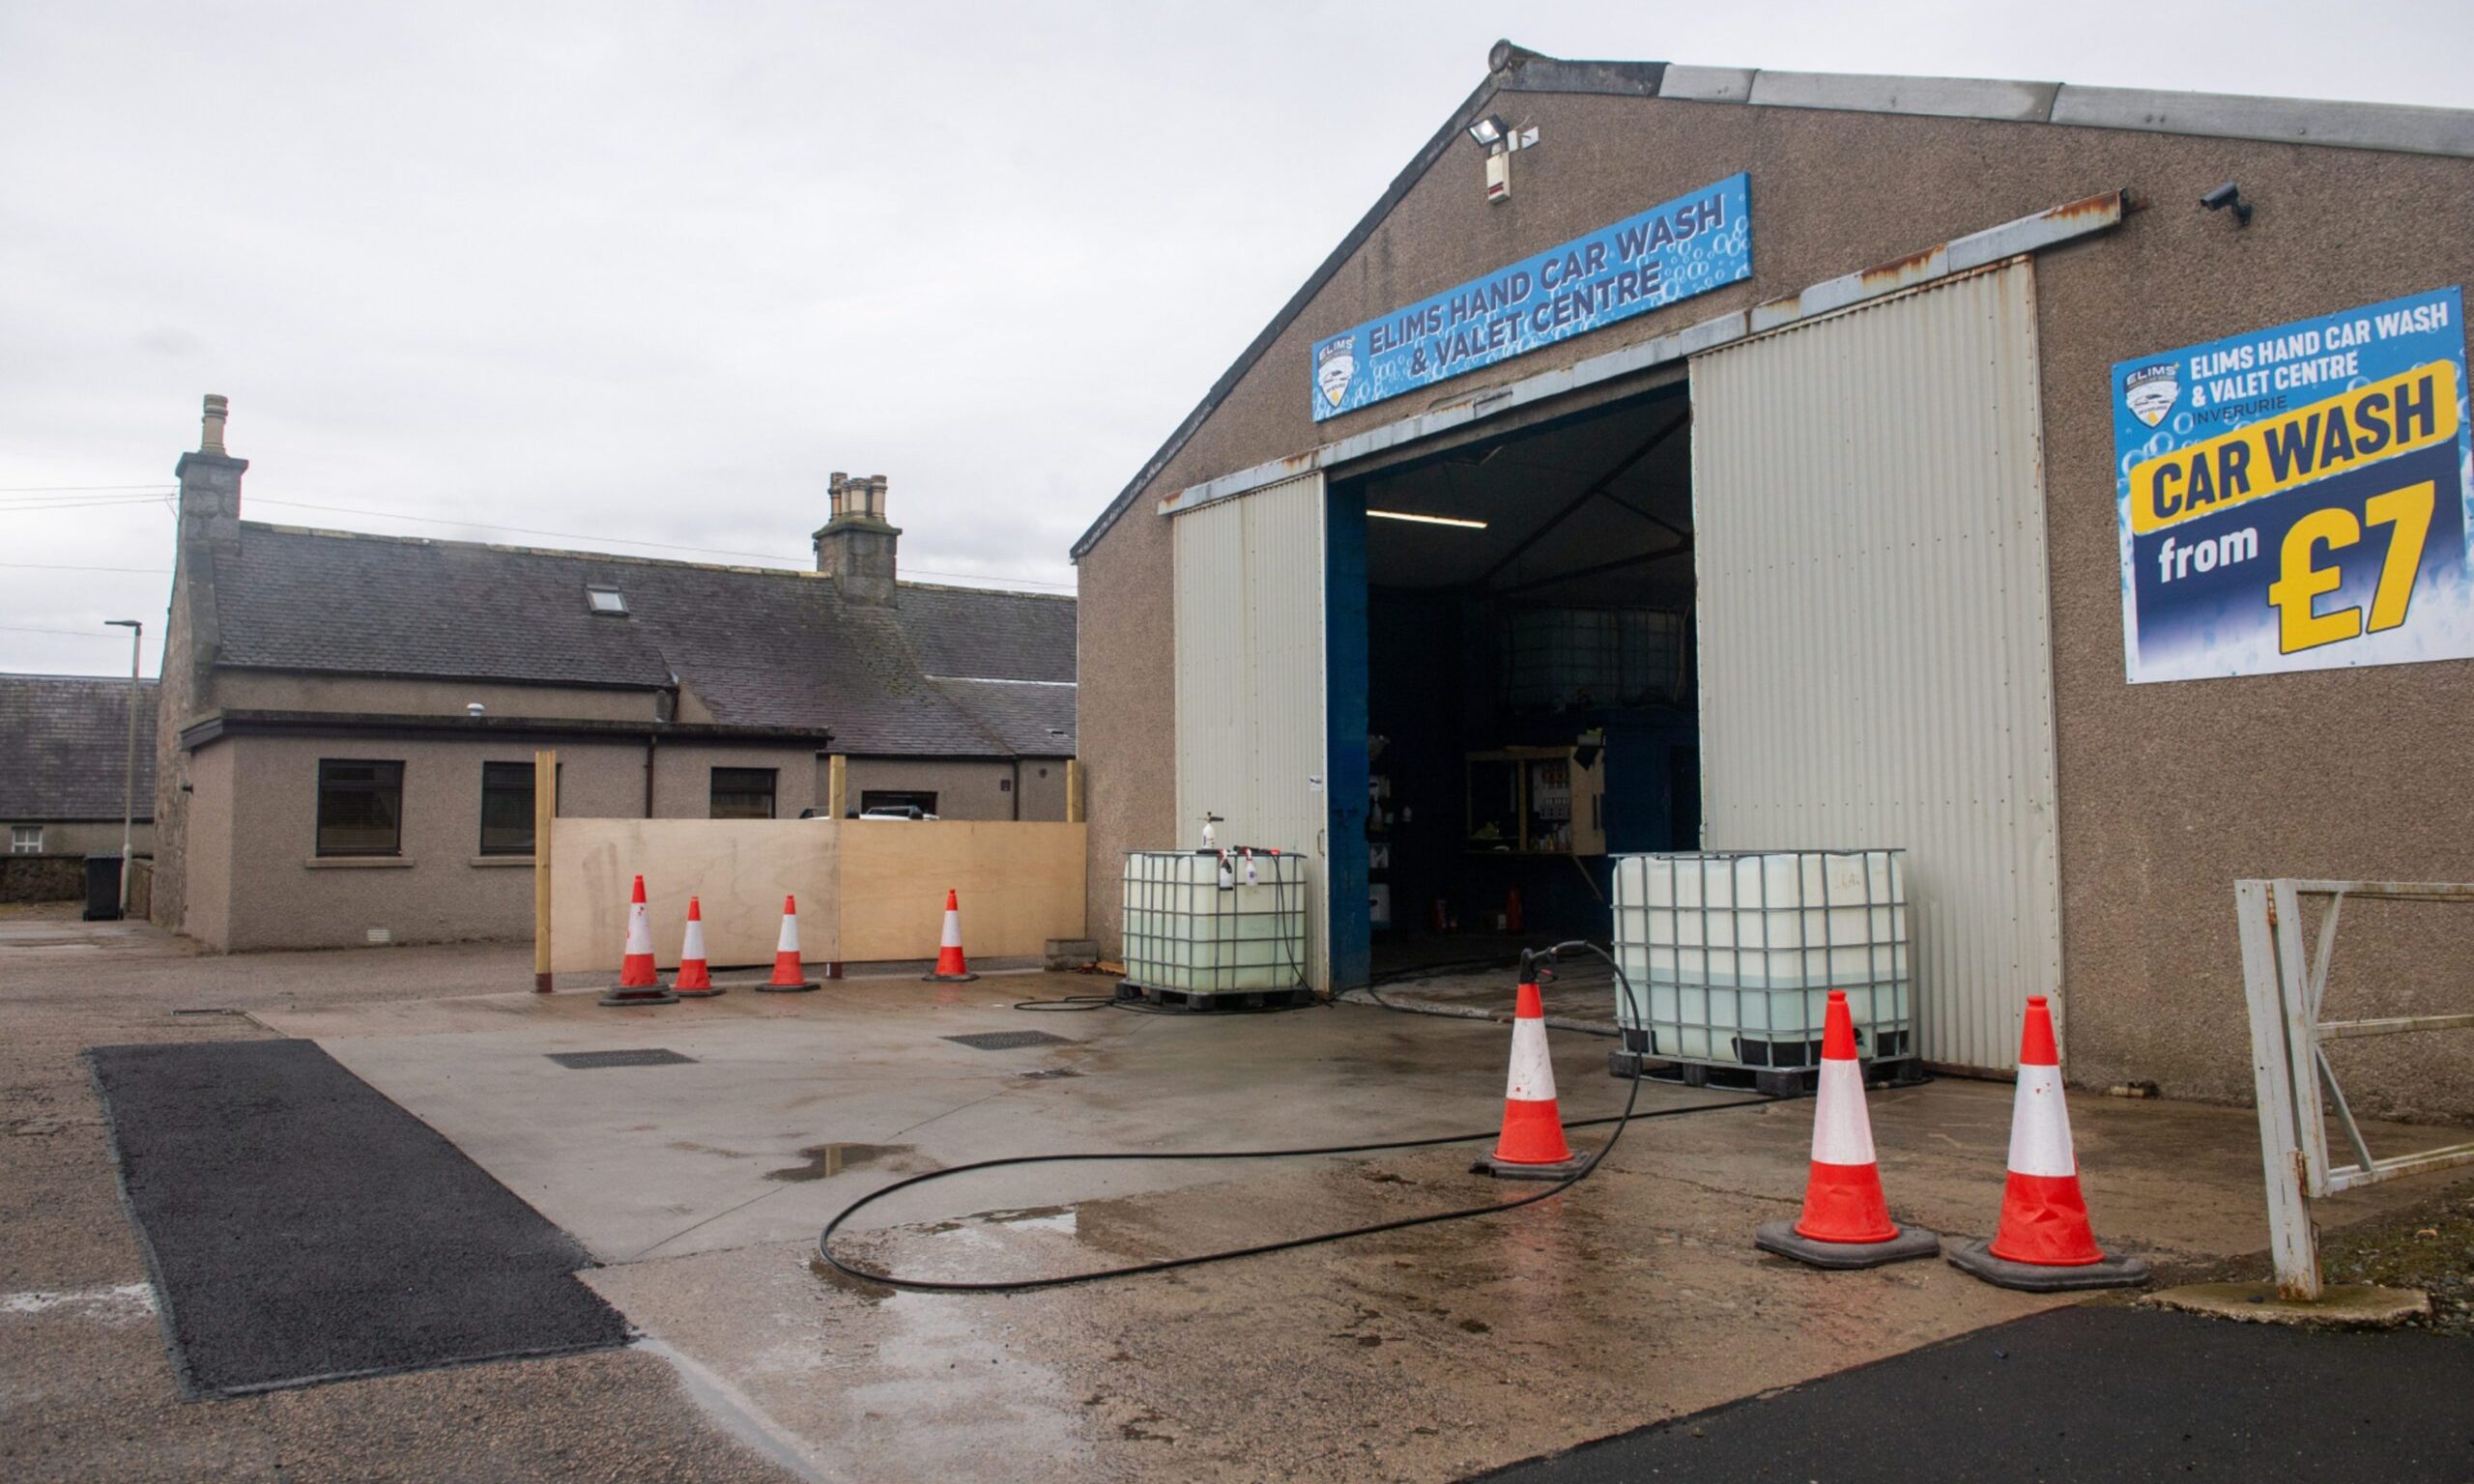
[586,586,628,614]
[316,760,404,856]
[479,761,556,855]
[9,825,40,855]
[709,767,777,820]
[859,790,938,815]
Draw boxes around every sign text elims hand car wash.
[1309,174,1752,421]
[2113,287,2474,683]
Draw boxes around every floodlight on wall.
[1467,115,1508,150]
[1368,508,1489,529]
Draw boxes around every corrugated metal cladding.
[1172,471,1331,990]
[1689,259,2062,1071]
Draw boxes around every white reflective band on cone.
[681,919,705,958]
[625,903,652,956]
[941,911,963,949]
[1504,1015,1557,1102]
[1809,1056,1878,1167]
[2005,1063,2077,1177]
[779,912,801,954]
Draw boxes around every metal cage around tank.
[1119,849,1309,997]
[1610,849,1914,1077]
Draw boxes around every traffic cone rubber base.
[673,982,725,999]
[922,969,979,983]
[597,985,678,1008]
[1470,1151,1593,1181]
[757,977,820,993]
[1755,1218,1942,1270]
[1946,1239,2150,1292]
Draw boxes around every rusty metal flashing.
[1069,43,2471,562]
[1159,190,2124,520]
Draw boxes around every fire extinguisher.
[1506,887,1524,936]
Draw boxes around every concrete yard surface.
[7,923,2471,1481]
[251,964,2468,1482]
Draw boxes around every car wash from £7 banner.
[2114,287,2472,684]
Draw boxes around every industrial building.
[153,402,1077,952]
[1072,44,2474,1104]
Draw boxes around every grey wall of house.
[841,756,1074,821]
[1075,90,2474,1115]
[3,820,156,857]
[206,735,640,952]
[647,742,826,820]
[214,671,666,723]
[180,740,233,949]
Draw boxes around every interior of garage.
[1334,381,1699,980]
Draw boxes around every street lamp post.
[105,619,142,919]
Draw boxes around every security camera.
[2200,182,2252,226]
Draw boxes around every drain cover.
[547,1048,697,1070]
[943,1031,1071,1051]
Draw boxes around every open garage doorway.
[1329,381,1697,988]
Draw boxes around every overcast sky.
[4,1,2468,678]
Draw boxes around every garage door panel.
[1172,472,1329,990]
[1691,261,2060,1070]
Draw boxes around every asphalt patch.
[546,1048,697,1069]
[89,1038,627,1397]
[1477,1305,2474,1483]
[943,1030,1072,1051]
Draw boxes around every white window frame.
[10,825,42,855]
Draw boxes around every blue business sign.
[1309,173,1752,421]
[2113,287,2473,684]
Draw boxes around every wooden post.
[533,749,557,992]
[1065,758,1085,824]
[826,754,849,820]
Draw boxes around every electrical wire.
[819,939,1771,1294]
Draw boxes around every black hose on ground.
[819,941,1770,1294]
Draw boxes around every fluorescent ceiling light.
[1368,508,1488,529]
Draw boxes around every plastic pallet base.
[597,986,678,1008]
[1472,1154,1594,1181]
[1607,1049,1928,1098]
[1755,1218,1942,1270]
[1115,981,1317,1013]
[1946,1239,2152,1292]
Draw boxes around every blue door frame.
[1325,479,1370,991]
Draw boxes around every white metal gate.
[1690,260,2061,1070]
[1172,471,1329,990]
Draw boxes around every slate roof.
[0,674,159,820]
[213,524,1076,757]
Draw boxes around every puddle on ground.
[764,1141,920,1182]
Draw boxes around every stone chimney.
[812,471,901,607]
[175,393,246,551]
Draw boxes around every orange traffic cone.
[923,889,977,983]
[672,897,721,998]
[598,874,676,1007]
[1472,977,1589,1180]
[757,895,820,993]
[1948,995,2149,1290]
[1755,990,1939,1268]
